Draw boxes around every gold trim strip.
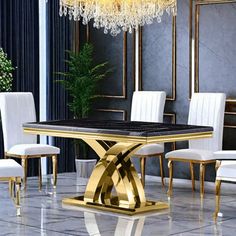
[62,197,169,216]
[24,127,212,144]
[195,0,236,5]
[96,109,127,121]
[167,158,216,164]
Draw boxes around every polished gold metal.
[24,126,212,215]
[9,179,13,197]
[215,160,222,171]
[96,109,127,121]
[24,127,213,144]
[133,113,176,188]
[38,158,42,190]
[6,152,58,189]
[190,162,195,192]
[52,155,58,188]
[137,16,176,101]
[214,180,222,220]
[0,176,21,215]
[190,0,236,102]
[21,158,28,188]
[167,160,173,197]
[167,158,215,165]
[136,153,165,187]
[62,140,169,215]
[140,157,146,187]
[167,158,215,197]
[200,163,206,198]
[159,154,165,187]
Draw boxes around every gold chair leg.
[15,178,21,206]
[200,163,206,198]
[189,162,195,192]
[215,161,221,171]
[38,158,42,191]
[15,177,21,216]
[21,158,28,189]
[52,155,58,188]
[140,157,146,187]
[214,180,222,220]
[9,179,14,197]
[159,154,165,187]
[167,160,173,197]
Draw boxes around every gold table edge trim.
[62,196,169,216]
[24,127,212,143]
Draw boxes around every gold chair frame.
[135,153,165,187]
[167,158,216,198]
[5,153,58,190]
[0,176,21,216]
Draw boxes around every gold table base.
[62,196,169,216]
[62,139,169,215]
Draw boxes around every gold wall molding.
[164,112,177,150]
[189,0,236,102]
[224,112,236,129]
[73,23,127,99]
[87,26,127,99]
[96,109,127,121]
[136,17,177,101]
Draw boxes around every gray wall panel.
[80,0,236,182]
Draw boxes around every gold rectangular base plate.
[62,196,169,216]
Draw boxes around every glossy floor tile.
[0,173,236,236]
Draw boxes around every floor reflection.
[84,212,145,236]
[1,173,236,235]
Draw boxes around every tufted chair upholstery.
[0,92,60,189]
[131,91,166,186]
[165,93,226,197]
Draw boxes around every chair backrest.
[0,92,37,152]
[131,91,166,122]
[188,93,226,152]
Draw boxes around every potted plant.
[57,43,111,177]
[0,48,14,92]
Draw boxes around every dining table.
[23,119,213,215]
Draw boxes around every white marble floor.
[0,173,236,236]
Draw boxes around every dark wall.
[80,0,236,182]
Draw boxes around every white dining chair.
[0,92,60,190]
[0,159,23,216]
[131,91,166,187]
[165,93,226,197]
[214,151,236,219]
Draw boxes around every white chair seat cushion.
[0,159,23,177]
[135,144,164,156]
[217,163,236,180]
[165,149,214,161]
[7,144,60,156]
[214,151,236,160]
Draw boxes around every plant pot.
[75,159,97,178]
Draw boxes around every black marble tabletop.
[23,119,213,137]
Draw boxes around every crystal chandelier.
[59,0,177,36]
